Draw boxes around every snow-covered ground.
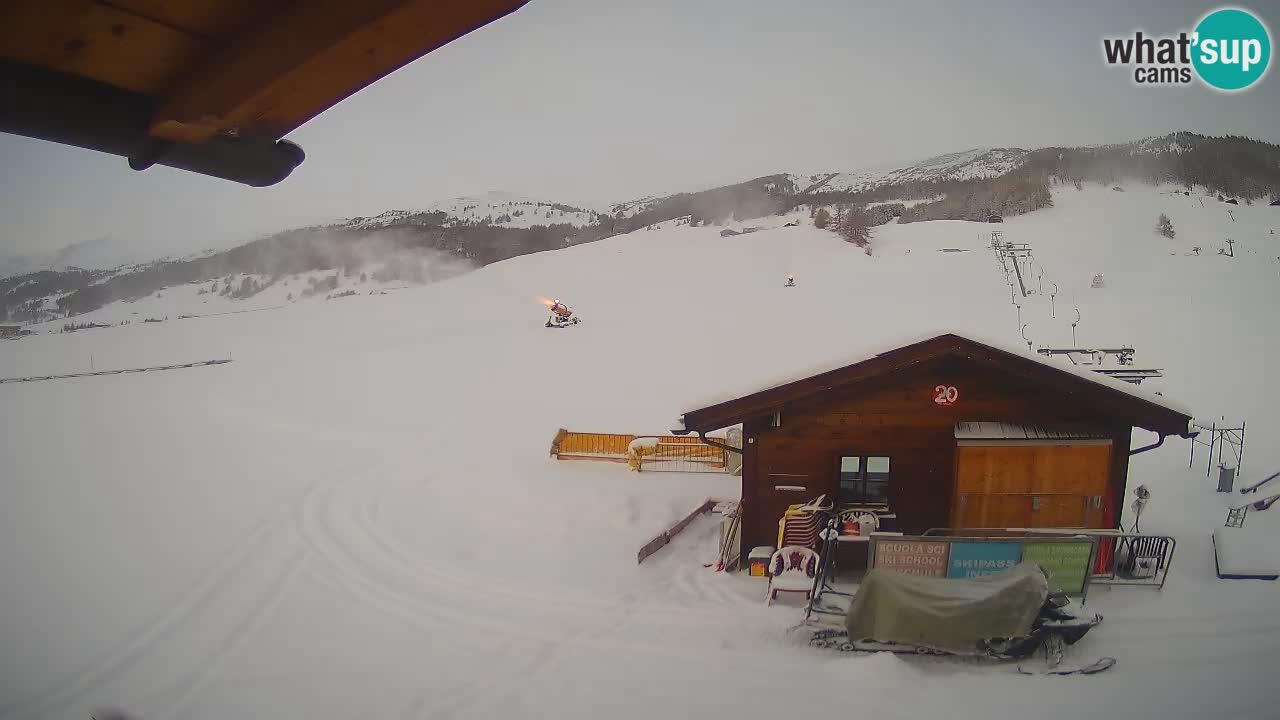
[866,195,943,210]
[792,147,1031,194]
[0,233,250,278]
[16,269,460,360]
[1,185,1277,719]
[344,191,602,230]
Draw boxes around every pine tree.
[1156,213,1175,239]
[814,208,831,229]
[835,206,871,246]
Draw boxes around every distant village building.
[0,325,21,338]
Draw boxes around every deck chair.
[767,546,820,606]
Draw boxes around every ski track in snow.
[0,478,322,720]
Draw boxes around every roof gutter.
[1129,433,1166,456]
[672,415,743,456]
[1130,427,1199,456]
[695,431,743,456]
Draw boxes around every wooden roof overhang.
[1,0,530,185]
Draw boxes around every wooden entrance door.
[952,443,1111,529]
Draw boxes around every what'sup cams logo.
[1103,7,1271,91]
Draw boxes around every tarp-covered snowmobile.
[805,563,1103,663]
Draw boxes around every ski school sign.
[869,534,1098,595]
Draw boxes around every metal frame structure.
[1189,419,1246,478]
[1036,347,1164,385]
[1036,346,1136,366]
[803,516,857,622]
[992,234,1037,298]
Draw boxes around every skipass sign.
[869,535,1097,594]
[1102,7,1272,91]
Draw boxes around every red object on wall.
[1096,490,1116,575]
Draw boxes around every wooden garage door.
[952,443,1110,529]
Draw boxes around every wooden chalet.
[673,333,1194,557]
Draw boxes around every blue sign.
[946,542,1023,578]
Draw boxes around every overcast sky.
[3,0,1278,259]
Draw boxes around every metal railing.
[1087,533,1176,589]
[923,527,1176,590]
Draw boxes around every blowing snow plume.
[26,224,480,319]
[299,227,477,285]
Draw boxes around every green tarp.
[845,562,1050,653]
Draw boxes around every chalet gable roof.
[676,333,1193,438]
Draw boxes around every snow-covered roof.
[954,422,1111,441]
[677,329,1193,431]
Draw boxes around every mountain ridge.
[4,131,1277,325]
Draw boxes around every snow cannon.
[544,299,581,328]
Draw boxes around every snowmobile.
[800,562,1106,671]
[784,275,796,287]
[545,300,582,328]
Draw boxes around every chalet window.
[838,455,891,505]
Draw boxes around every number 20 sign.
[933,384,959,406]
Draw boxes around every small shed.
[673,333,1193,556]
[0,325,21,338]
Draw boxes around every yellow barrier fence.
[551,429,734,473]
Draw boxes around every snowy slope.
[1,185,1278,720]
[0,233,249,279]
[18,267,450,338]
[793,147,1031,194]
[1,236,181,278]
[17,270,427,341]
[344,190,603,230]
